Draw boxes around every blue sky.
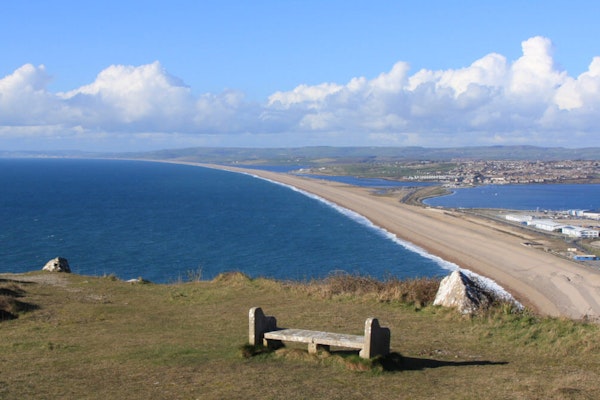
[2,1,600,151]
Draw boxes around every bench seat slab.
[264,329,364,349]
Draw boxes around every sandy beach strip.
[177,162,600,320]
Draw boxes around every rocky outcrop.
[433,270,496,314]
[42,257,71,273]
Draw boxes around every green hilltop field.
[1,271,599,399]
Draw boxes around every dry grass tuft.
[337,356,374,372]
[376,276,441,306]
[212,271,252,284]
[239,343,273,358]
[275,348,316,362]
[290,271,440,307]
[260,346,402,373]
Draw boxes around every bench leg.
[249,307,277,346]
[308,342,330,354]
[360,318,390,359]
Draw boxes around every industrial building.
[568,209,600,220]
[562,226,600,238]
[583,211,600,220]
[527,219,565,232]
[505,214,533,223]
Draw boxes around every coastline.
[185,162,600,320]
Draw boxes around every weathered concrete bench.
[249,307,390,359]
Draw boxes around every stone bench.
[249,307,390,359]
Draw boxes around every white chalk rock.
[42,257,71,273]
[433,270,493,314]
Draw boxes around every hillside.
[1,271,599,399]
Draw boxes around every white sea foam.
[243,171,520,306]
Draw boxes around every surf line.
[225,167,520,305]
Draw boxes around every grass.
[1,272,600,399]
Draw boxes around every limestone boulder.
[42,257,71,273]
[433,270,495,314]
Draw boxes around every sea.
[0,158,453,283]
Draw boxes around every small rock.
[42,257,71,273]
[126,277,150,284]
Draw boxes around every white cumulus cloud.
[1,36,600,150]
[554,57,600,111]
[59,62,196,130]
[260,36,600,146]
[0,64,64,125]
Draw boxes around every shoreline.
[235,171,521,304]
[188,162,600,320]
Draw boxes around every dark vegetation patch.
[0,281,38,321]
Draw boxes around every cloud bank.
[1,36,600,150]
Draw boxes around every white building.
[562,226,600,238]
[528,219,565,232]
[583,211,600,220]
[505,214,533,223]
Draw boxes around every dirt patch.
[0,272,70,287]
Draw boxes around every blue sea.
[424,183,600,210]
[0,158,451,283]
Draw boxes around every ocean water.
[0,158,450,283]
[424,183,600,210]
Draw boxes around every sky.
[2,1,600,151]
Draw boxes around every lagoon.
[424,183,600,211]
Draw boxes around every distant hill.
[2,145,598,164]
[123,145,600,164]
